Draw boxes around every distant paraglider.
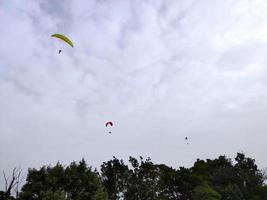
[51,33,73,54]
[106,121,113,134]
[106,121,113,127]
[185,137,189,145]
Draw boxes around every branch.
[3,167,23,197]
[3,171,8,191]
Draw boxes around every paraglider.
[106,121,113,127]
[51,34,74,47]
[51,34,73,54]
[106,121,113,134]
[185,137,189,145]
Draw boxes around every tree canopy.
[1,153,267,200]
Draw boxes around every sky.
[1,0,267,187]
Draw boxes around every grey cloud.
[216,41,267,72]
[1,0,267,190]
[39,0,73,31]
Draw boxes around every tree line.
[1,153,267,200]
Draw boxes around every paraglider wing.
[106,121,113,127]
[51,34,74,47]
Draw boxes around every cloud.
[1,0,267,189]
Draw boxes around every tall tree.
[234,153,265,199]
[100,156,130,200]
[19,159,107,200]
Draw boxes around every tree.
[42,189,70,200]
[1,167,23,199]
[156,164,182,199]
[100,156,130,200]
[234,153,265,199]
[192,183,221,200]
[222,184,244,200]
[2,152,266,199]
[19,159,107,200]
[125,157,161,200]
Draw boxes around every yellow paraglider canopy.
[51,34,74,48]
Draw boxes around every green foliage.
[192,183,221,200]
[3,152,266,200]
[42,190,70,200]
[0,191,16,200]
[221,184,244,200]
[156,164,182,199]
[19,159,107,200]
[100,156,130,200]
[234,153,265,199]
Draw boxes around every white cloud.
[1,0,267,189]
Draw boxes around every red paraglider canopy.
[106,121,113,127]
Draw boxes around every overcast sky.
[1,0,267,187]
